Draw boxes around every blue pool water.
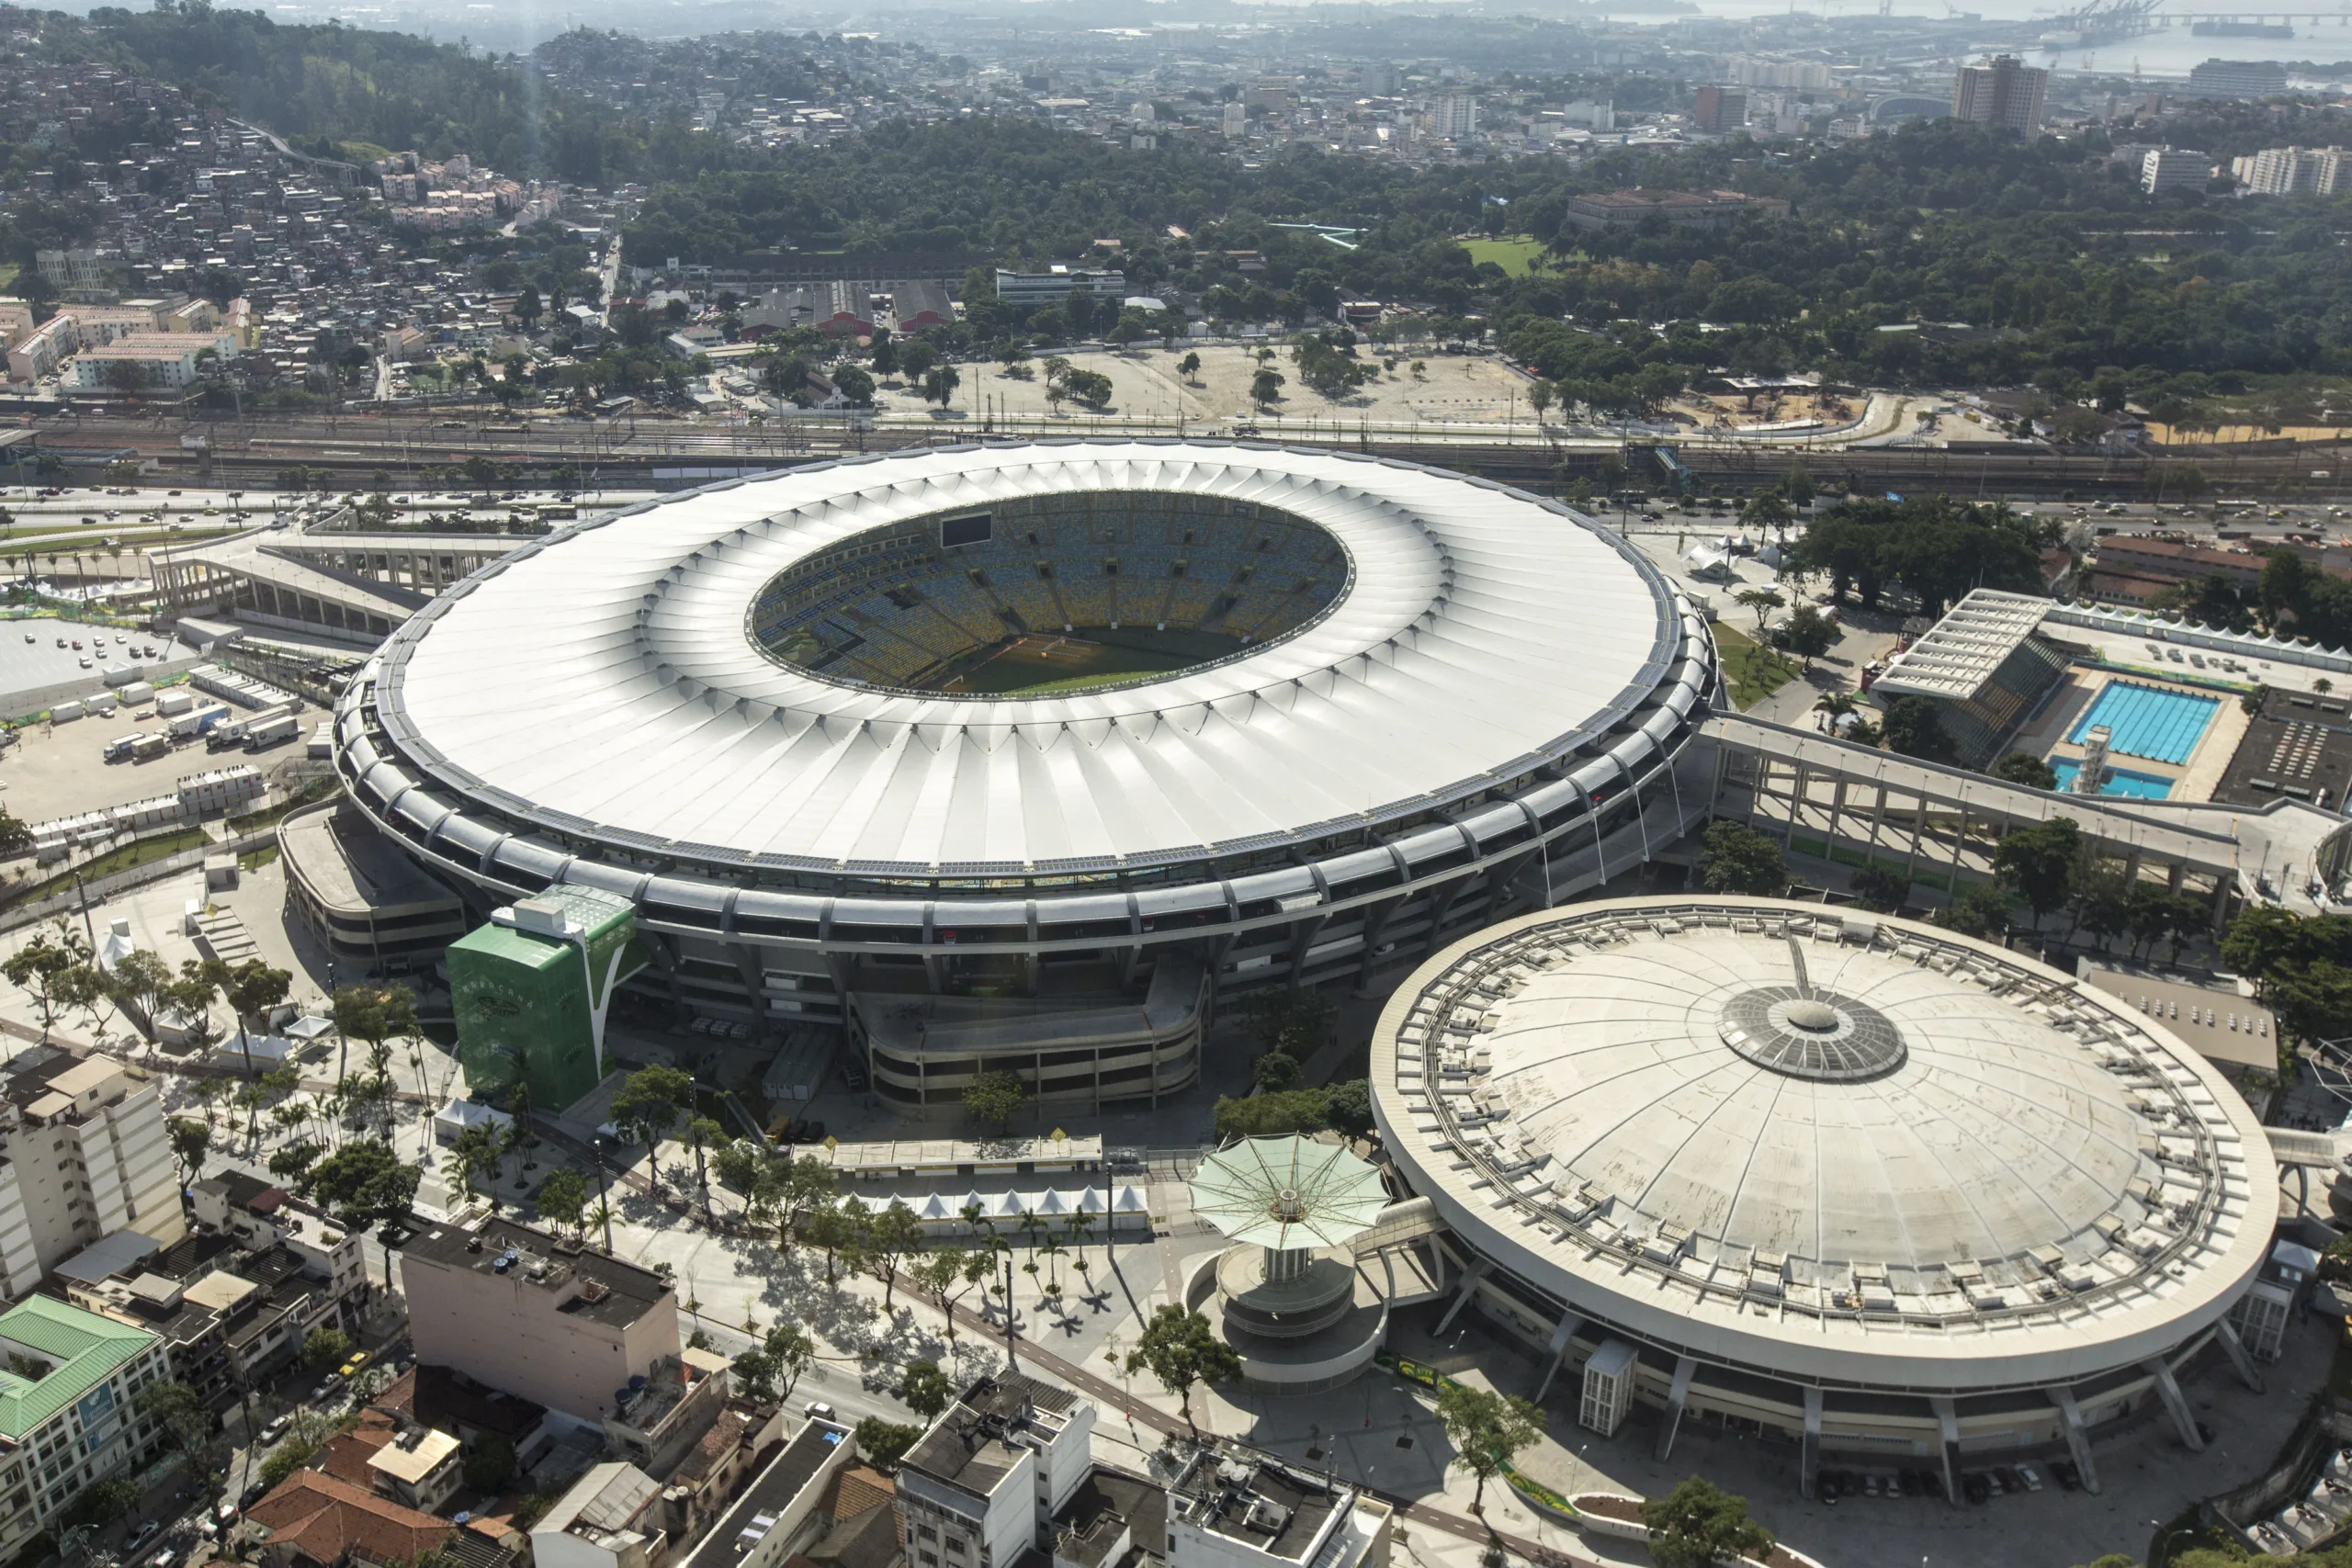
[2066,682,2220,764]
[2048,759,2176,799]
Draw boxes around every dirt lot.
[868,342,1551,434]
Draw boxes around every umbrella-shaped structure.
[1190,1136,1389,1282]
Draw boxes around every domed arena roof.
[1373,897,2276,1392]
[363,441,1691,877]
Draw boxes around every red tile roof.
[248,1470,455,1568]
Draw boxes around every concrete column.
[1799,1388,1823,1499]
[2045,1385,2101,1495]
[1782,763,1807,848]
[2217,1317,2266,1393]
[1533,1313,1585,1403]
[1432,1259,1489,1335]
[1930,1396,1962,1506]
[1654,1355,1697,1461]
[2143,1359,2204,1451]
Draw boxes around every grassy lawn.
[1712,623,1798,709]
[1462,235,1551,276]
[5,826,210,908]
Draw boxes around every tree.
[899,1359,956,1422]
[168,1116,211,1187]
[1125,1305,1239,1437]
[135,1380,209,1469]
[462,1436,516,1494]
[1697,820,1787,897]
[864,1200,924,1310]
[59,1476,140,1531]
[963,1069,1029,1134]
[107,948,174,1039]
[1640,1477,1773,1568]
[922,365,961,408]
[331,983,417,1085]
[897,338,938,380]
[1433,1382,1542,1512]
[270,1138,324,1194]
[1253,1051,1303,1090]
[1849,864,1911,914]
[1732,587,1784,637]
[1250,367,1284,409]
[220,958,293,1078]
[1880,696,1955,762]
[911,1247,977,1344]
[1935,882,2012,941]
[684,1115,725,1215]
[300,1326,353,1372]
[4,923,89,1040]
[535,1166,590,1239]
[1777,603,1836,669]
[444,1122,506,1207]
[1994,752,2058,791]
[1993,816,2083,927]
[1215,1089,1331,1141]
[609,1064,692,1184]
[307,1138,422,1237]
[729,1321,814,1406]
[854,1417,923,1471]
[1178,351,1202,383]
[1326,1079,1376,1141]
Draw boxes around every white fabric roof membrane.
[379,443,1677,872]
[1188,1134,1392,1250]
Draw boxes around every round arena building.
[1372,896,2276,1495]
[332,442,1715,1110]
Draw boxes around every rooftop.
[0,1295,158,1438]
[1373,897,2276,1387]
[679,1419,852,1568]
[1170,1456,1336,1563]
[902,1375,1080,1495]
[1054,1468,1167,1568]
[247,1468,456,1568]
[536,1461,661,1544]
[1871,588,2052,702]
[372,1365,548,1442]
[399,1218,671,1328]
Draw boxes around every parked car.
[259,1413,292,1443]
[339,1351,370,1376]
[127,1522,161,1551]
[802,1400,836,1422]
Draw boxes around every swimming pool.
[2066,681,2220,765]
[2048,759,2175,799]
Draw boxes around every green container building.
[450,886,648,1111]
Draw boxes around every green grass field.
[1712,623,1798,709]
[1462,236,1552,276]
[933,626,1239,695]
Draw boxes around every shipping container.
[51,700,84,722]
[154,690,195,717]
[90,694,117,717]
[119,681,156,706]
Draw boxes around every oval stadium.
[1371,896,2277,1490]
[330,441,1715,1111]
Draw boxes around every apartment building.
[1692,85,1747,134]
[6,314,77,383]
[0,1052,183,1294]
[898,1376,1094,1568]
[0,1295,169,1530]
[675,1417,858,1568]
[62,331,238,391]
[190,1170,369,1309]
[991,267,1126,308]
[1165,1452,1392,1568]
[2141,148,2211,194]
[2232,145,2349,196]
[397,1218,679,1423]
[1951,55,2048,133]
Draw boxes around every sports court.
[2066,681,2220,765]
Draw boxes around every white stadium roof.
[1374,897,2274,1392]
[371,442,1686,875]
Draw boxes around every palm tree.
[1814,691,1860,734]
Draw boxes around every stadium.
[331,441,1716,1111]
[1372,897,2277,1493]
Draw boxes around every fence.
[0,827,276,937]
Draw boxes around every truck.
[243,714,300,751]
[103,733,143,762]
[206,701,290,750]
[171,702,232,739]
[130,734,169,762]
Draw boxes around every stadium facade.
[1373,897,2276,1493]
[332,442,1716,1111]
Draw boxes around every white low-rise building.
[899,1374,1094,1568]
[62,331,236,391]
[0,1052,185,1297]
